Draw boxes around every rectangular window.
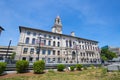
[36,57,39,61]
[69,40,72,47]
[23,48,28,54]
[48,35,51,38]
[53,36,56,39]
[48,50,51,55]
[42,58,45,61]
[22,57,26,60]
[29,57,33,62]
[53,58,55,61]
[58,58,60,63]
[82,45,84,50]
[42,49,46,55]
[44,40,46,45]
[57,51,60,55]
[33,32,36,36]
[27,31,31,35]
[30,48,34,54]
[57,37,60,40]
[66,40,68,47]
[48,41,51,46]
[48,58,51,63]
[53,50,55,55]
[44,34,46,38]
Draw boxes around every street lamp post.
[76,47,78,64]
[5,40,12,63]
[74,41,79,64]
[37,37,41,61]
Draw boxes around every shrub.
[76,64,83,71]
[33,60,45,74]
[70,66,75,71]
[57,64,65,71]
[0,62,7,75]
[16,60,29,73]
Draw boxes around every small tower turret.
[52,16,62,34]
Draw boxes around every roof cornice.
[19,26,98,43]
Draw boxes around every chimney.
[71,31,75,36]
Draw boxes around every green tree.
[101,48,117,61]
[10,52,16,60]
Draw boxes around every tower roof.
[56,15,60,19]
[54,15,62,26]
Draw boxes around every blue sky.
[0,0,120,47]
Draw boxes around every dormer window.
[27,31,30,35]
[33,32,36,36]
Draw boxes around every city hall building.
[16,16,101,64]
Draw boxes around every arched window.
[32,38,35,44]
[44,40,46,45]
[48,40,51,46]
[57,51,60,55]
[53,50,55,55]
[42,49,46,55]
[48,50,51,55]
[57,42,60,47]
[53,41,56,46]
[25,37,29,44]
[33,32,36,36]
[69,40,72,47]
[27,31,30,35]
[66,40,68,47]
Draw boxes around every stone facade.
[16,16,101,64]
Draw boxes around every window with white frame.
[25,37,29,44]
[30,48,34,54]
[23,48,28,54]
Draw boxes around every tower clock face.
[57,27,61,32]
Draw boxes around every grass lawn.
[1,68,120,80]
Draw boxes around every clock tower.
[52,16,62,34]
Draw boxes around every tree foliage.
[101,48,117,61]
[10,52,16,60]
